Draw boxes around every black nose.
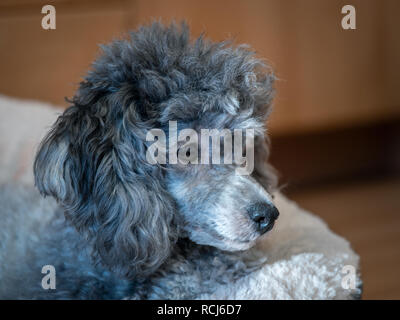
[247,202,279,234]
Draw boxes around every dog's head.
[34,22,278,279]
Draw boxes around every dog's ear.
[34,95,177,279]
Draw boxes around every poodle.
[0,22,280,299]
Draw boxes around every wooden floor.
[287,177,400,299]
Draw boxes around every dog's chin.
[212,229,278,251]
[201,235,259,252]
[186,226,265,251]
[217,240,257,252]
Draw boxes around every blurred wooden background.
[1,0,400,299]
[1,0,400,134]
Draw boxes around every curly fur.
[0,22,279,299]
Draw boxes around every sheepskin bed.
[0,95,362,299]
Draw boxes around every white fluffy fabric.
[0,95,63,185]
[0,95,361,299]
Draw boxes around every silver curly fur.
[0,22,278,299]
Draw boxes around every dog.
[0,22,279,299]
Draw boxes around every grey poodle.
[0,22,279,299]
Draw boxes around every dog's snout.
[247,202,279,234]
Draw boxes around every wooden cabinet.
[0,0,399,135]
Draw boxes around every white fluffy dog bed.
[0,95,362,299]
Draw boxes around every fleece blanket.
[0,95,362,299]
